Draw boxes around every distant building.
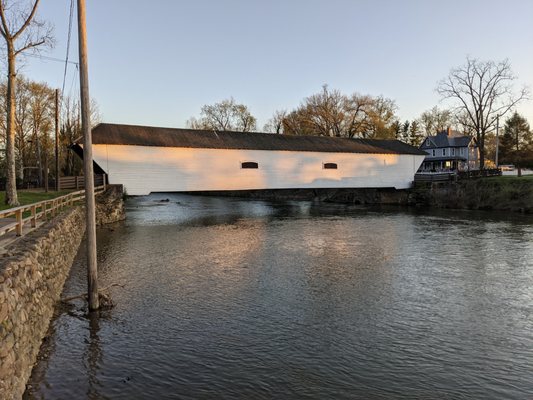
[72,123,426,196]
[418,128,479,172]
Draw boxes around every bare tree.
[418,106,455,136]
[363,95,398,139]
[187,97,257,132]
[60,94,99,176]
[303,85,345,137]
[282,86,398,139]
[0,0,53,205]
[341,93,374,138]
[264,109,287,134]
[437,57,529,169]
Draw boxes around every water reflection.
[85,312,104,400]
[24,194,533,399]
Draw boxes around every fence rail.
[59,174,106,190]
[415,168,502,183]
[0,185,105,238]
[414,172,455,182]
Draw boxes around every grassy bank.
[0,190,72,212]
[416,176,533,213]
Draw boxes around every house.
[73,123,427,196]
[418,128,479,172]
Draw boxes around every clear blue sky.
[19,0,533,130]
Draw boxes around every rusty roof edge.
[90,123,427,156]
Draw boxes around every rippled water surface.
[25,194,533,399]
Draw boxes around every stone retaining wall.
[0,185,124,399]
[189,187,410,204]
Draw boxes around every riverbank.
[0,186,124,400]
[189,177,533,213]
[412,176,533,213]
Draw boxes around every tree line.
[0,77,99,188]
[187,57,530,170]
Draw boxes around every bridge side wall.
[93,144,425,196]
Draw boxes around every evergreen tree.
[401,120,410,142]
[408,120,423,146]
[500,112,533,175]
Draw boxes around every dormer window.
[323,163,338,169]
[432,149,436,157]
[241,161,258,169]
[442,148,446,156]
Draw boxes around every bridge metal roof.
[88,123,427,156]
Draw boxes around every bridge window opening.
[323,163,338,169]
[241,161,259,169]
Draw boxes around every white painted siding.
[92,144,425,195]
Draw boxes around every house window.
[323,163,338,169]
[452,148,455,156]
[442,148,446,156]
[241,161,258,169]
[432,149,436,157]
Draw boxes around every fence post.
[16,209,23,236]
[31,205,37,228]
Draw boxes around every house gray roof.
[420,131,474,149]
[89,123,427,156]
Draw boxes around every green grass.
[0,190,73,212]
[485,175,533,183]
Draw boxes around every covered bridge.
[73,123,426,196]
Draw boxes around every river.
[24,194,533,399]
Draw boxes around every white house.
[73,123,426,196]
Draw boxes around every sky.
[15,0,533,130]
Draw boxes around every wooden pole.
[55,89,60,191]
[495,115,500,169]
[77,0,99,311]
[44,151,48,192]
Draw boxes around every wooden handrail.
[0,185,105,237]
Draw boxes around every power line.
[61,0,75,97]
[21,52,78,66]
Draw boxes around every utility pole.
[495,115,500,169]
[77,0,99,310]
[55,89,60,191]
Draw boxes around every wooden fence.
[456,169,502,179]
[58,174,106,190]
[0,186,105,238]
[414,172,455,183]
[415,168,502,183]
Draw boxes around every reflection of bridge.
[73,123,427,196]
